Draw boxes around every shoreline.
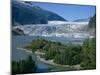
[17,47,81,70]
[36,53,81,70]
[17,47,32,53]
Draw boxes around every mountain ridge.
[73,17,91,22]
[12,1,66,25]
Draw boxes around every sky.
[31,2,96,21]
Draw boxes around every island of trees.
[25,37,96,70]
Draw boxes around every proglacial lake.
[12,36,84,72]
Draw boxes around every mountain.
[73,17,91,22]
[12,28,25,35]
[88,14,96,28]
[12,1,66,25]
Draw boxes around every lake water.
[12,35,84,72]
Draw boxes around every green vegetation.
[12,56,36,74]
[25,38,96,69]
[81,38,96,69]
[54,45,82,65]
[80,13,96,69]
[89,14,96,28]
[25,39,48,53]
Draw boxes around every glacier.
[13,21,94,39]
